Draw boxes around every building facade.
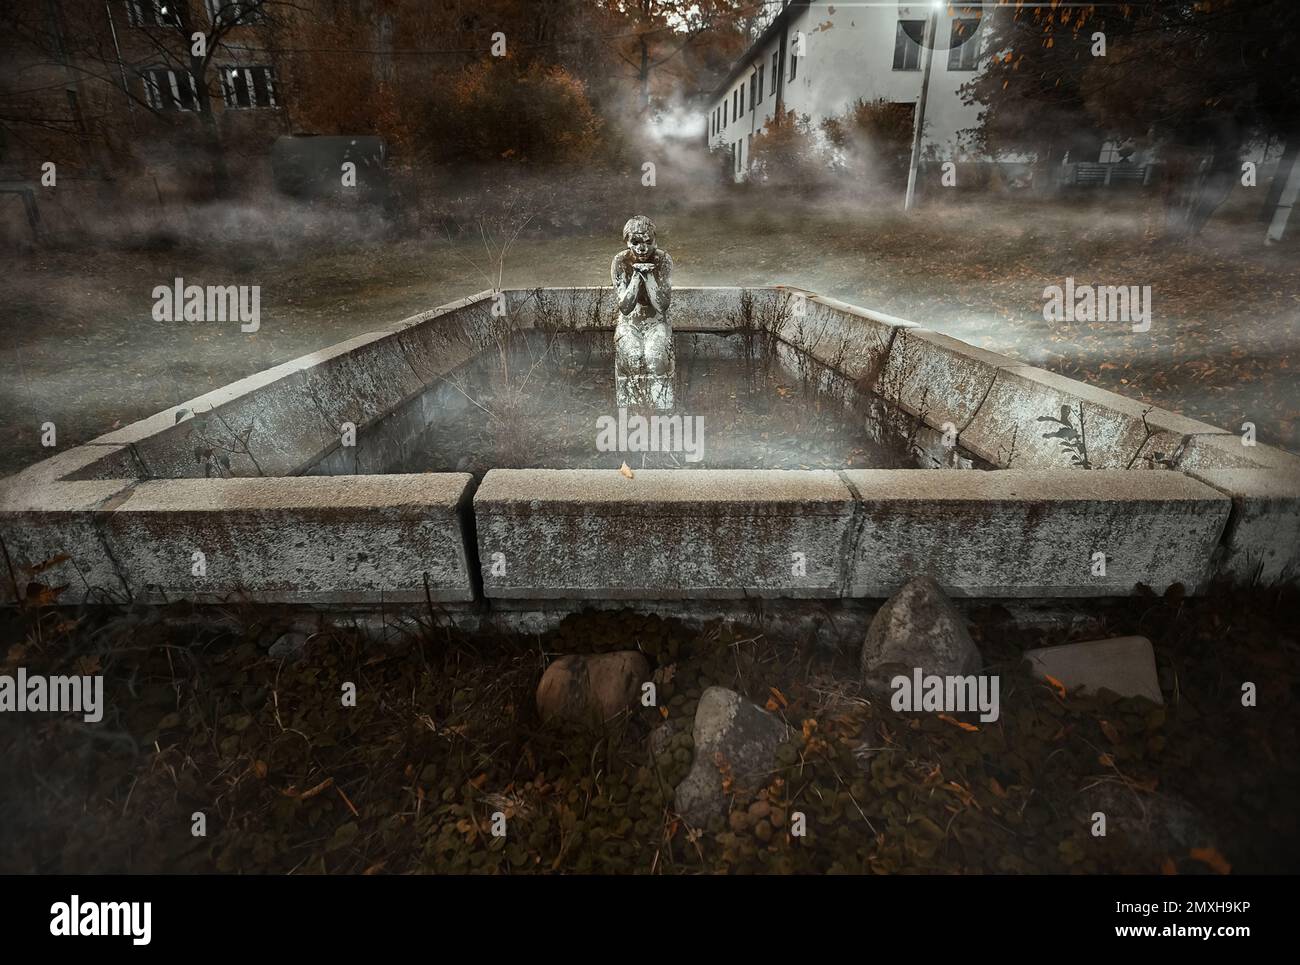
[706,1,987,180]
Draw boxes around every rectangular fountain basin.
[1,287,1296,606]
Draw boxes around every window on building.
[749,74,756,112]
[893,20,924,70]
[220,64,277,108]
[127,1,180,26]
[757,64,765,104]
[947,18,981,70]
[789,43,798,82]
[732,89,738,121]
[141,67,198,111]
[206,1,268,26]
[739,83,744,115]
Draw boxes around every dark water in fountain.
[389,331,932,474]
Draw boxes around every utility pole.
[904,4,941,211]
[1266,146,1299,243]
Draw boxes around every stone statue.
[612,215,674,408]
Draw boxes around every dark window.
[205,1,267,25]
[789,43,798,81]
[739,83,744,115]
[749,73,756,112]
[221,65,277,108]
[893,20,924,71]
[757,64,765,104]
[947,18,981,70]
[771,50,779,88]
[127,1,180,27]
[141,67,198,111]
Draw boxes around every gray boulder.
[675,686,792,827]
[861,576,981,692]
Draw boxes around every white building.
[706,1,988,180]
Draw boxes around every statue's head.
[622,215,657,260]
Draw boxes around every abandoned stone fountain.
[1,218,1298,792]
[2,213,1296,613]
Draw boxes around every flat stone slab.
[1026,635,1163,703]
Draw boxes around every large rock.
[860,576,981,692]
[675,687,792,827]
[1026,636,1163,703]
[536,651,650,728]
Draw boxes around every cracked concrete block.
[294,330,427,434]
[878,328,1005,433]
[158,370,342,479]
[0,475,138,605]
[960,365,1154,470]
[672,286,753,331]
[389,296,502,382]
[1176,434,1300,476]
[474,468,855,599]
[5,443,138,487]
[841,469,1230,596]
[778,295,907,385]
[100,474,475,604]
[1183,468,1300,585]
[514,286,610,330]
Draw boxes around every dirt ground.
[1,588,1296,874]
[1,193,1297,477]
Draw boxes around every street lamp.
[904,4,943,210]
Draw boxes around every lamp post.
[904,3,943,211]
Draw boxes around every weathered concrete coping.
[474,467,853,515]
[0,473,477,605]
[474,468,1231,600]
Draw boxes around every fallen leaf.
[619,462,634,479]
[938,714,979,732]
[1043,674,1067,700]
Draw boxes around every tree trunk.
[192,60,230,199]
